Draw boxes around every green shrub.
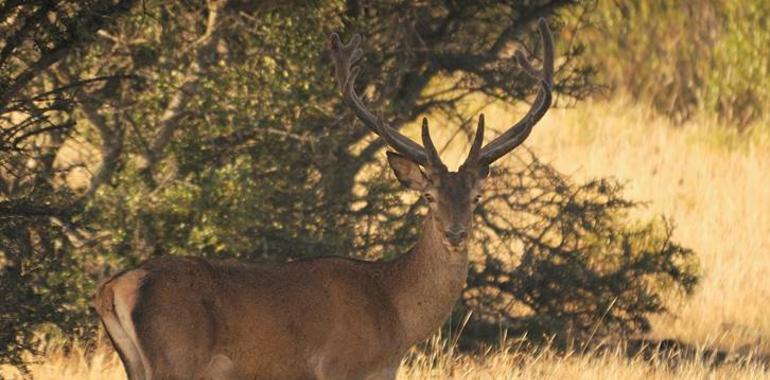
[459,154,698,346]
[587,0,770,130]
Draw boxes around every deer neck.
[385,212,469,347]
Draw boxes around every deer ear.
[387,151,428,191]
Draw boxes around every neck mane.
[383,212,469,348]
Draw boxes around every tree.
[462,156,697,346]
[0,0,138,365]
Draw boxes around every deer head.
[330,19,554,252]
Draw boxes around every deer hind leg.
[198,354,241,380]
[95,270,151,380]
[314,359,399,380]
[365,359,400,380]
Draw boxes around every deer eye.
[423,193,435,202]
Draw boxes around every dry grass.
[400,340,769,380]
[514,98,770,353]
[3,98,769,378]
[2,338,767,379]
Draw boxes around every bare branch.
[140,0,224,173]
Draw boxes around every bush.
[460,154,698,346]
[587,0,770,129]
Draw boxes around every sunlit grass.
[518,98,770,354]
[2,338,767,380]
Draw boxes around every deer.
[93,18,554,380]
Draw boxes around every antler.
[330,17,553,170]
[458,114,486,172]
[329,32,434,167]
[474,18,555,166]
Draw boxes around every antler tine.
[459,114,485,171]
[330,32,430,165]
[329,33,361,89]
[375,114,429,165]
[420,118,446,171]
[477,18,554,166]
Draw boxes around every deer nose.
[444,228,467,246]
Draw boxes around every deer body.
[95,215,467,380]
[96,19,555,380]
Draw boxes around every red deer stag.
[94,18,554,380]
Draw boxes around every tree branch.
[0,0,136,111]
[141,0,225,174]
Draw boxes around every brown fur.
[94,214,470,380]
[95,269,151,379]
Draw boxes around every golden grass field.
[3,98,770,379]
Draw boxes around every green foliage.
[588,0,770,129]
[0,218,95,367]
[0,0,137,367]
[704,1,770,128]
